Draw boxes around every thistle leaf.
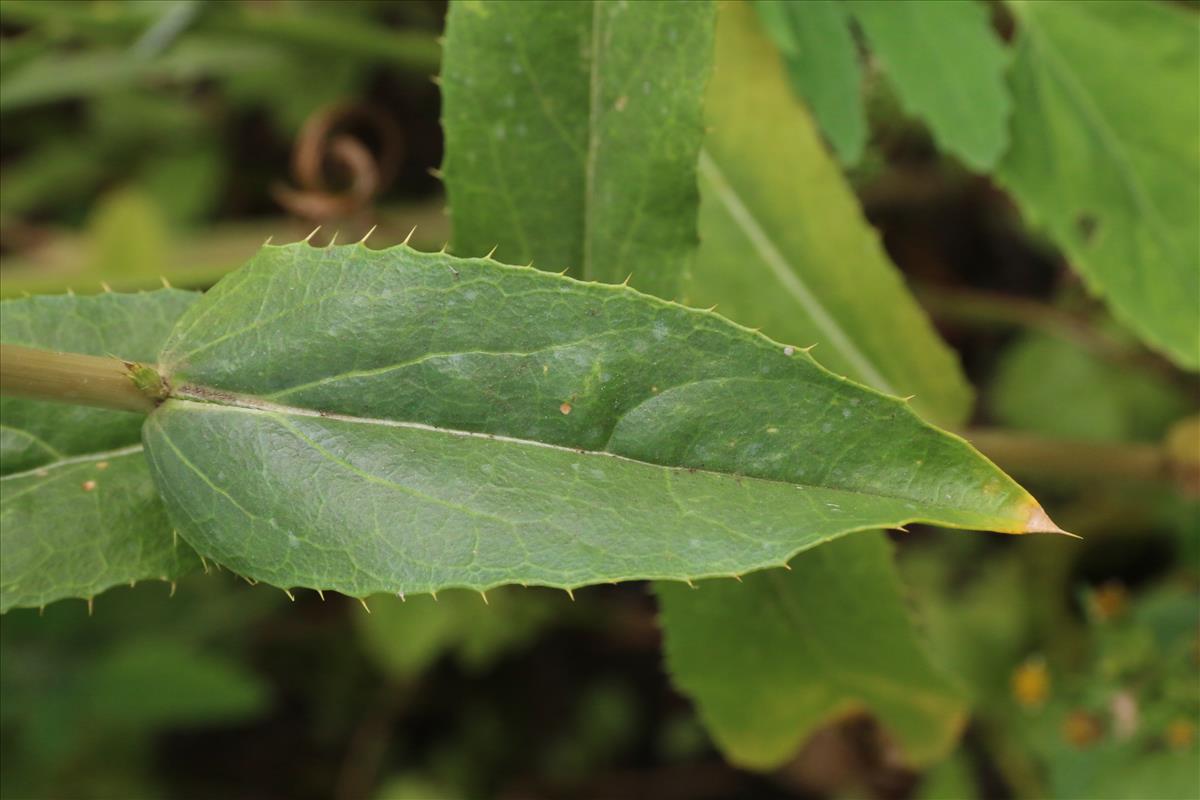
[144,243,1058,598]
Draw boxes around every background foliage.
[1,1,1197,799]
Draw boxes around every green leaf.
[144,242,1056,598]
[658,3,974,773]
[991,333,1189,444]
[687,3,972,429]
[1,290,200,612]
[81,637,268,729]
[0,41,287,112]
[660,534,966,769]
[753,0,865,165]
[995,0,1200,369]
[847,0,1010,171]
[440,0,714,297]
[357,588,561,681]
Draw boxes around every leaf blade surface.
[440,0,714,296]
[847,0,1010,171]
[0,291,199,611]
[659,534,966,769]
[753,0,865,165]
[147,243,1053,597]
[995,0,1200,368]
[689,4,972,427]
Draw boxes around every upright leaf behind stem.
[440,0,714,298]
[0,291,199,612]
[689,6,972,428]
[996,0,1200,369]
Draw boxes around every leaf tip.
[1024,504,1079,538]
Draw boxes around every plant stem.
[916,284,1133,359]
[0,344,158,413]
[967,428,1167,485]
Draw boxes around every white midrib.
[697,150,897,397]
[581,0,604,282]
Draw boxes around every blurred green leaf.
[848,0,1010,171]
[918,750,978,800]
[83,638,268,728]
[0,40,287,111]
[441,0,714,297]
[659,534,967,769]
[991,333,1189,443]
[996,0,1200,369]
[753,0,865,165]
[900,545,1033,708]
[357,588,560,681]
[86,187,170,282]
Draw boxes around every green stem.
[916,284,1133,358]
[967,427,1167,485]
[0,344,160,413]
